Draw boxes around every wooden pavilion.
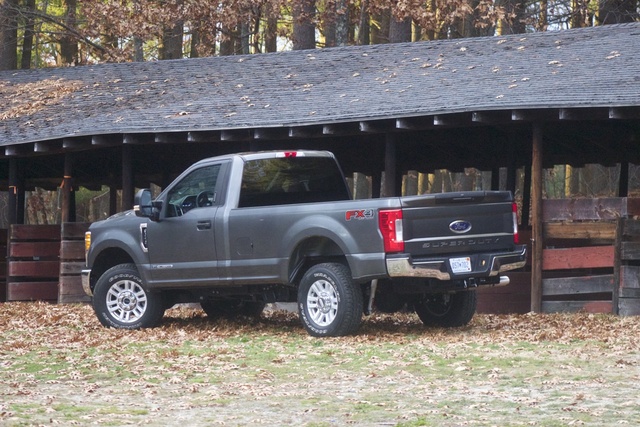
[1,23,639,313]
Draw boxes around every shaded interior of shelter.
[0,110,639,315]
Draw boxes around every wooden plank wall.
[59,222,91,303]
[615,219,640,315]
[7,224,61,302]
[0,229,7,302]
[540,198,640,314]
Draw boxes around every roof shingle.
[1,23,639,145]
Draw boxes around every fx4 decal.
[345,209,374,221]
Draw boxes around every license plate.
[450,257,472,274]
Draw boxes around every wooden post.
[122,145,134,211]
[382,134,397,197]
[618,162,629,197]
[60,153,73,223]
[8,159,25,225]
[530,123,544,313]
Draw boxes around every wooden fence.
[541,198,640,313]
[4,223,90,303]
[59,223,91,303]
[615,219,640,315]
[7,225,61,302]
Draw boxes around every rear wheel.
[298,262,363,337]
[92,263,165,329]
[414,291,477,327]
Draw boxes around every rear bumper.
[386,245,527,281]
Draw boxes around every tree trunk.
[293,0,316,50]
[358,0,370,45]
[538,0,549,31]
[21,0,36,69]
[389,17,412,43]
[335,0,349,46]
[598,0,639,24]
[371,10,390,44]
[496,0,527,35]
[60,0,78,65]
[160,21,183,60]
[0,0,18,70]
[265,15,278,52]
[219,26,234,56]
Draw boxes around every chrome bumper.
[386,246,527,282]
[81,269,92,297]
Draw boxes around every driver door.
[145,162,225,287]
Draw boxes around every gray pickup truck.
[82,150,526,336]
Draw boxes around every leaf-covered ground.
[1,302,639,426]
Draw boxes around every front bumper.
[386,245,527,282]
[81,269,92,297]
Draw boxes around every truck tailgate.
[400,191,517,258]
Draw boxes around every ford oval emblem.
[449,220,472,234]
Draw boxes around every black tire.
[414,291,477,328]
[92,263,165,329]
[298,262,363,337]
[200,299,265,320]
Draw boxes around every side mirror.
[134,189,161,221]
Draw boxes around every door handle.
[197,220,212,230]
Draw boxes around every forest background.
[0,0,639,225]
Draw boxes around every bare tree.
[0,0,18,70]
[293,0,316,50]
[598,0,639,24]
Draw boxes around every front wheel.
[414,291,477,328]
[298,262,363,337]
[92,263,165,329]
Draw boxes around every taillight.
[379,209,404,253]
[512,202,520,244]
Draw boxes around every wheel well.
[288,236,347,284]
[89,248,135,292]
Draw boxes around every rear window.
[239,157,350,208]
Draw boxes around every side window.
[166,164,221,217]
[239,157,350,208]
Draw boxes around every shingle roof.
[1,23,639,146]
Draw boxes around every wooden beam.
[359,119,395,133]
[188,130,221,142]
[559,107,609,121]
[288,125,323,138]
[60,153,73,223]
[123,133,154,144]
[542,246,614,270]
[512,109,558,121]
[395,116,434,130]
[472,111,512,124]
[34,140,62,153]
[155,132,188,143]
[253,128,288,140]
[122,145,134,211]
[530,123,543,313]
[542,274,614,296]
[91,135,121,146]
[382,134,397,197]
[609,106,640,119]
[434,113,472,127]
[221,129,252,141]
[62,137,91,150]
[544,222,617,241]
[5,144,32,156]
[323,122,360,135]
